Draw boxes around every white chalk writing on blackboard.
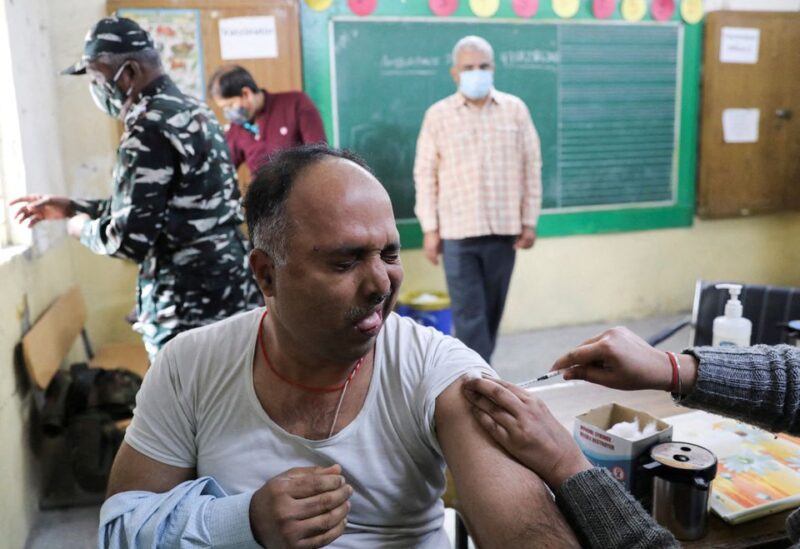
[379,55,441,77]
[500,49,560,70]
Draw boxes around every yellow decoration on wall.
[681,0,703,23]
[469,0,500,17]
[305,0,334,11]
[621,0,646,21]
[552,0,580,18]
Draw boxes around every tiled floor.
[24,312,691,548]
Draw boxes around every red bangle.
[666,351,679,393]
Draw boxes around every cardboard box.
[574,403,672,498]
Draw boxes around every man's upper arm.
[107,442,195,498]
[413,110,440,232]
[435,378,579,548]
[80,122,174,260]
[517,101,542,225]
[121,339,199,475]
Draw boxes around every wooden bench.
[21,285,148,390]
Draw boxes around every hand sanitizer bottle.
[712,284,752,346]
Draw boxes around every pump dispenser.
[712,284,752,346]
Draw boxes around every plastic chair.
[648,281,800,347]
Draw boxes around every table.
[531,380,793,548]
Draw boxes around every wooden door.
[697,12,800,219]
[107,0,302,117]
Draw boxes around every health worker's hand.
[250,464,353,549]
[463,377,592,489]
[551,327,698,394]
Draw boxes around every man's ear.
[117,62,140,115]
[450,66,460,87]
[249,248,276,297]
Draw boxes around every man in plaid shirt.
[414,35,542,362]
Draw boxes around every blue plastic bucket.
[397,291,452,335]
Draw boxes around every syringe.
[516,364,581,389]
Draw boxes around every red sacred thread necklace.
[257,309,364,437]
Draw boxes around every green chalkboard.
[331,19,681,222]
[301,1,703,247]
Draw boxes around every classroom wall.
[403,213,800,332]
[24,0,800,343]
[0,0,136,544]
[0,243,79,548]
[0,0,84,544]
[706,0,800,10]
[48,0,141,347]
[0,0,797,545]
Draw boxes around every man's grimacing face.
[255,157,404,363]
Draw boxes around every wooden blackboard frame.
[301,2,702,249]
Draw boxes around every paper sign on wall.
[219,16,278,60]
[722,108,759,144]
[720,27,760,64]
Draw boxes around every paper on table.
[218,16,278,60]
[722,108,759,144]
[720,27,760,64]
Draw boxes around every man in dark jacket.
[207,64,326,174]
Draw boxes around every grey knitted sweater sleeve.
[554,467,679,548]
[681,345,800,434]
[683,344,800,543]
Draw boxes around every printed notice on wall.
[720,27,760,64]
[219,16,278,60]
[722,108,759,144]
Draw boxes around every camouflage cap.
[62,16,154,75]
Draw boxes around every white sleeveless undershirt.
[126,308,492,548]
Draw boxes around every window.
[0,3,30,251]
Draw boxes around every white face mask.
[223,106,249,126]
[88,62,131,119]
[459,69,493,100]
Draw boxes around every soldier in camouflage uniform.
[13,17,260,361]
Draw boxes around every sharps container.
[643,442,717,541]
[396,291,453,335]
